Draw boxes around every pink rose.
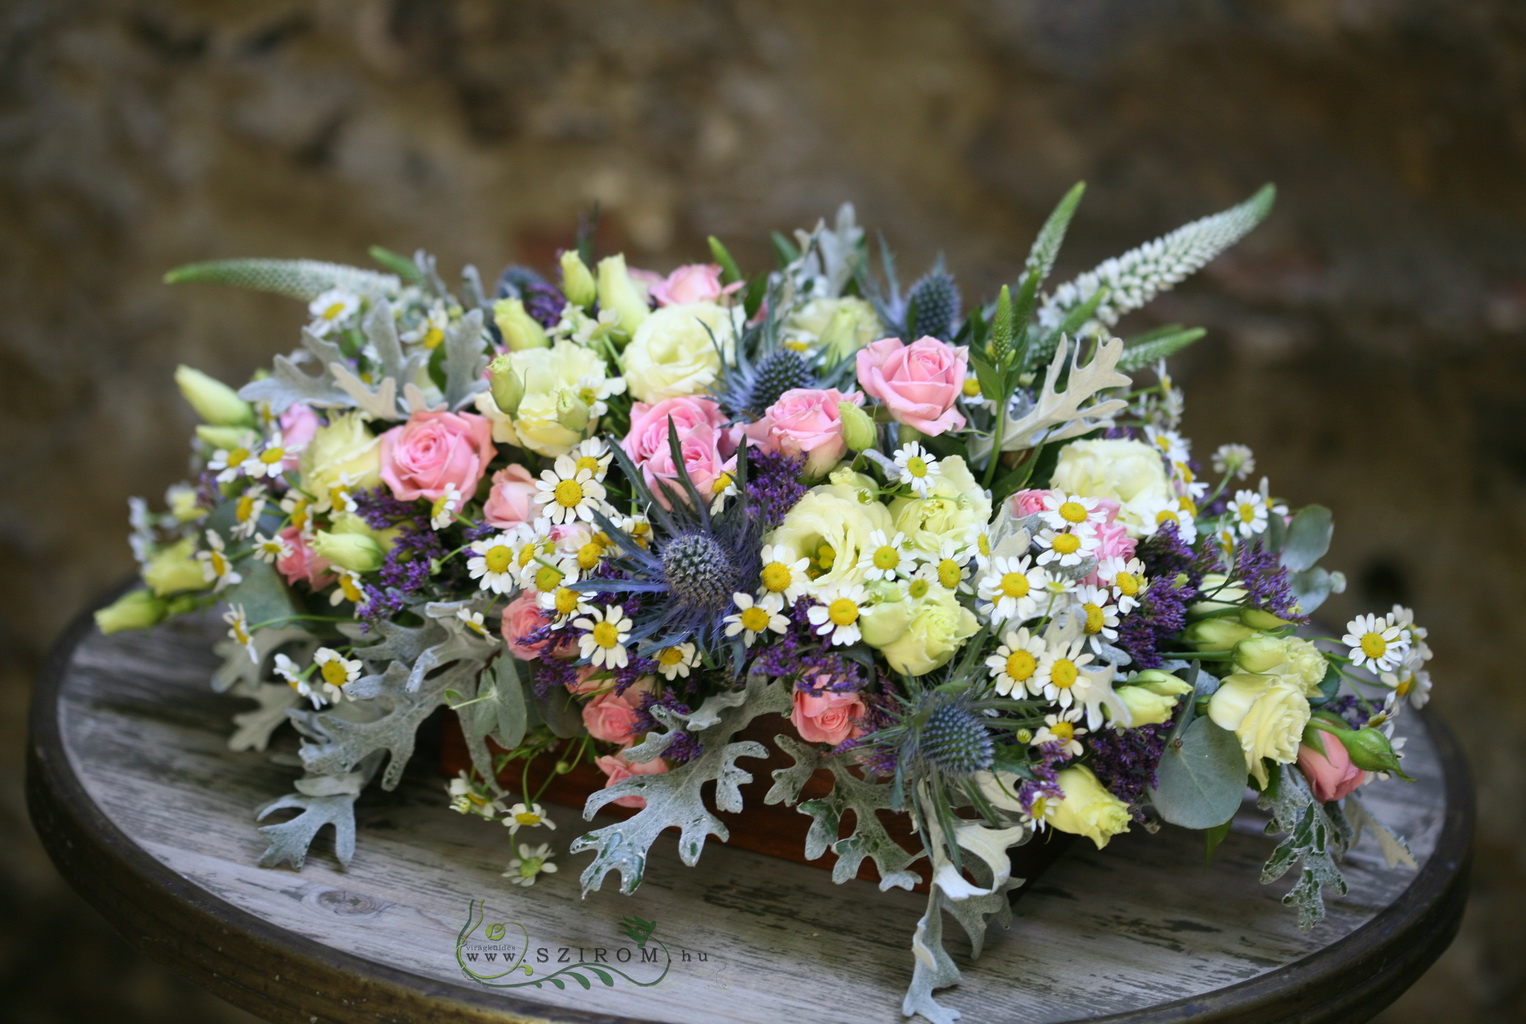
[791,688,867,746]
[1298,736,1367,802]
[500,591,549,660]
[274,526,335,590]
[582,689,647,745]
[595,752,670,809]
[1091,519,1137,564]
[379,410,495,503]
[649,263,742,307]
[747,388,862,478]
[855,336,968,436]
[622,396,737,509]
[1010,489,1053,518]
[567,666,603,696]
[278,404,321,474]
[482,465,540,530]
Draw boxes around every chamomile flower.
[1039,492,1107,532]
[241,431,294,481]
[568,437,614,479]
[274,652,339,708]
[503,842,558,887]
[312,470,362,516]
[1145,426,1190,466]
[757,544,810,606]
[447,771,506,819]
[857,529,914,582]
[573,604,632,669]
[230,485,267,539]
[977,556,1047,624]
[308,288,361,335]
[1228,489,1269,538]
[1034,710,1087,758]
[535,456,609,525]
[197,530,242,591]
[503,801,556,836]
[223,604,258,664]
[1343,612,1410,673]
[709,471,739,515]
[1072,585,1121,652]
[1033,639,1100,710]
[806,584,870,646]
[893,443,939,496]
[524,557,576,599]
[467,533,520,595]
[724,593,789,647]
[456,608,496,642]
[986,627,1047,697]
[539,585,584,620]
[928,538,976,594]
[252,531,294,564]
[429,483,463,530]
[208,437,257,483]
[1019,792,1059,833]
[1143,497,1198,543]
[313,647,361,697]
[280,491,312,530]
[573,371,627,419]
[1034,525,1096,568]
[331,568,370,608]
[1096,555,1149,614]
[1380,650,1433,711]
[402,300,450,350]
[652,642,699,680]
[1212,443,1256,480]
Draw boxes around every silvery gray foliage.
[570,674,792,896]
[787,202,865,300]
[238,326,354,414]
[255,754,382,870]
[1257,764,1352,929]
[766,733,922,890]
[441,308,490,410]
[228,680,301,753]
[904,889,964,1024]
[165,257,400,301]
[1037,185,1276,332]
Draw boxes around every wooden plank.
[30,603,1468,1024]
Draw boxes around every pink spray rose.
[1010,489,1054,518]
[746,388,862,478]
[379,409,495,503]
[482,464,540,530]
[567,666,604,696]
[649,263,742,307]
[278,404,321,474]
[500,591,549,660]
[622,395,737,509]
[582,690,647,745]
[595,752,670,809]
[791,688,867,746]
[274,525,335,590]
[855,336,969,436]
[1298,735,1367,802]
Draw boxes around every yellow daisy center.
[554,587,580,616]
[1050,658,1079,689]
[554,479,584,509]
[1179,496,1198,517]
[1051,533,1082,555]
[1005,650,1036,681]
[760,561,793,592]
[1396,675,1414,696]
[259,448,285,465]
[210,550,228,577]
[236,493,257,522]
[422,326,445,349]
[1058,500,1088,525]
[1082,603,1105,634]
[484,545,514,574]
[1156,509,1181,526]
[872,545,900,571]
[431,493,454,520]
[227,446,250,466]
[575,455,602,475]
[534,565,563,592]
[1049,721,1075,742]
[1238,503,1257,524]
[577,542,603,570]
[739,606,772,632]
[977,533,990,558]
[827,598,860,627]
[288,497,309,529]
[1000,572,1030,599]
[320,660,349,686]
[961,378,981,398]
[322,301,347,321]
[657,646,686,667]
[908,578,930,599]
[591,621,621,648]
[339,575,364,603]
[712,471,735,495]
[937,559,962,589]
[1360,632,1388,659]
[905,456,929,479]
[517,542,540,568]
[1115,572,1140,596]
[514,810,542,826]
[231,622,251,644]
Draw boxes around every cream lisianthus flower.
[622,302,736,403]
[298,412,382,500]
[1049,438,1173,538]
[765,482,894,591]
[781,296,883,362]
[1207,670,1312,788]
[1047,766,1132,849]
[858,584,979,676]
[889,456,991,557]
[481,341,616,457]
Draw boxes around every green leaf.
[770,231,800,267]
[1281,505,1333,572]
[1118,327,1206,372]
[222,557,304,630]
[1023,181,1086,283]
[1148,716,1248,829]
[1204,818,1234,866]
[457,657,530,751]
[968,348,1005,407]
[1026,287,1107,371]
[369,245,424,282]
[1289,566,1341,615]
[707,236,743,285]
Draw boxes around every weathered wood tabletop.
[28,596,1472,1024]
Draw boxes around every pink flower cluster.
[621,395,739,509]
[855,335,968,436]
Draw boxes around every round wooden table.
[28,592,1472,1024]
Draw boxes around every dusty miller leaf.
[442,308,491,410]
[256,788,362,869]
[1344,792,1417,870]
[228,681,302,752]
[1256,764,1352,929]
[903,888,963,1024]
[983,335,1131,457]
[238,328,353,414]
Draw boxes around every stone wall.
[3,2,1522,1020]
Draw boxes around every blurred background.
[3,1,1522,1021]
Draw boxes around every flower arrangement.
[100,185,1433,1022]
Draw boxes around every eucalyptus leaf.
[222,558,304,632]
[1148,716,1248,829]
[1281,505,1333,572]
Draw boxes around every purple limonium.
[1233,539,1304,622]
[1087,722,1171,820]
[1116,521,1201,669]
[632,693,703,764]
[744,450,808,528]
[747,599,869,692]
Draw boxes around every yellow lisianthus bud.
[596,254,651,336]
[560,250,596,308]
[1114,686,1180,726]
[1182,617,1257,652]
[141,537,208,596]
[1233,634,1328,694]
[555,391,591,432]
[493,298,549,351]
[837,400,877,452]
[165,484,205,523]
[175,365,255,427]
[1048,766,1132,849]
[487,355,524,417]
[94,589,169,634]
[310,530,385,573]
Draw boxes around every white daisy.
[1228,489,1269,538]
[927,539,976,594]
[241,431,295,481]
[401,300,450,350]
[1145,425,1191,466]
[1038,492,1107,532]
[1141,496,1198,543]
[1380,651,1433,711]
[430,483,463,531]
[1212,443,1256,480]
[503,801,557,835]
[573,372,626,420]
[893,443,939,496]
[208,437,257,483]
[805,585,870,646]
[985,627,1047,697]
[568,437,614,479]
[1096,555,1149,614]
[724,593,789,647]
[223,604,258,664]
[447,771,506,819]
[1072,585,1121,652]
[312,647,360,701]
[709,470,739,515]
[978,555,1048,625]
[279,491,312,531]
[652,642,699,680]
[308,288,360,336]
[503,842,558,887]
[311,470,362,516]
[535,456,609,525]
[274,652,331,708]
[538,584,584,620]
[1343,612,1410,673]
[252,531,294,565]
[573,604,633,669]
[197,530,242,592]
[230,485,268,539]
[467,533,520,595]
[456,608,496,642]
[1034,525,1096,568]
[757,544,810,606]
[1033,710,1087,758]
[1033,639,1100,710]
[857,529,914,582]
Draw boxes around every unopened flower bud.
[195,425,253,451]
[1337,727,1411,779]
[596,254,650,336]
[311,531,385,573]
[175,365,255,427]
[837,399,877,451]
[1128,669,1193,697]
[560,250,597,308]
[141,537,209,596]
[487,355,523,417]
[493,298,549,351]
[1182,617,1257,652]
[818,305,863,364]
[94,589,169,634]
[555,391,591,432]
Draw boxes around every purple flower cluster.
[1116,521,1201,669]
[522,282,567,329]
[1233,540,1304,622]
[746,599,869,693]
[1088,722,1171,819]
[359,525,449,628]
[745,450,808,528]
[1018,741,1067,817]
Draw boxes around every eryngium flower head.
[662,531,744,613]
[918,694,994,776]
